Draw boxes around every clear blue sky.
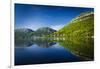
[15,4,94,30]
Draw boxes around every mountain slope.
[51,12,94,39]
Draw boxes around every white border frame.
[10,0,95,69]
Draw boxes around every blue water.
[15,42,82,65]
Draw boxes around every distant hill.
[15,27,56,41]
[35,27,56,36]
[15,28,34,33]
[50,12,94,39]
[15,28,34,41]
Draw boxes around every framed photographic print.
[10,0,94,68]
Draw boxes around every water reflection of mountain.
[15,38,94,60]
[15,40,56,48]
[34,40,56,48]
[15,40,34,47]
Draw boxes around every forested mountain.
[35,27,56,36]
[50,12,94,39]
[15,28,34,41]
[15,27,56,40]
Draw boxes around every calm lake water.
[15,39,94,65]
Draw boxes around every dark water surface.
[15,39,94,65]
